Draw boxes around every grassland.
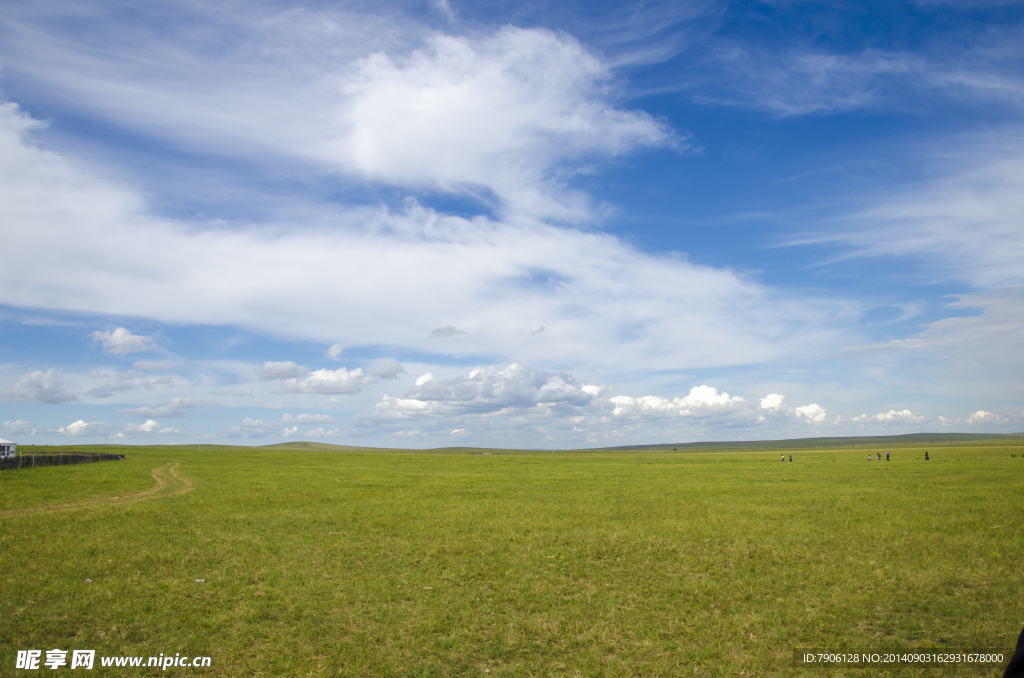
[1,440,1022,677]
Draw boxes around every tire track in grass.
[0,461,194,516]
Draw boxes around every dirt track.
[0,461,193,517]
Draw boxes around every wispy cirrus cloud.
[85,370,174,398]
[682,18,1024,117]
[797,143,1024,290]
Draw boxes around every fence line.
[0,453,125,471]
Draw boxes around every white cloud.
[90,327,156,356]
[221,414,337,439]
[967,410,1006,424]
[221,417,279,439]
[609,385,744,417]
[279,367,369,394]
[695,37,1024,118]
[123,419,161,433]
[808,145,1024,290]
[365,363,600,421]
[114,397,200,418]
[837,291,1024,399]
[255,361,309,380]
[351,366,858,445]
[326,344,346,360]
[86,370,173,398]
[280,413,336,425]
[371,361,405,379]
[0,103,855,380]
[338,27,677,220]
[759,393,786,410]
[52,420,114,437]
[2,13,676,221]
[1,419,35,436]
[853,409,925,424]
[3,369,78,404]
[305,427,342,439]
[794,403,827,423]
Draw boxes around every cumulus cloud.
[114,397,200,418]
[90,327,156,356]
[326,344,347,359]
[123,419,161,433]
[52,420,114,437]
[367,363,601,420]
[255,361,309,380]
[759,393,786,410]
[350,364,868,445]
[609,385,745,417]
[371,361,405,379]
[3,369,78,404]
[1,419,35,436]
[794,403,827,423]
[967,410,1006,424]
[853,409,925,424]
[278,367,370,394]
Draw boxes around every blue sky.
[1,0,1021,447]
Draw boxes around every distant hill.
[259,442,394,452]
[583,432,1024,452]
[18,432,1023,454]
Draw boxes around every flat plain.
[1,440,1022,677]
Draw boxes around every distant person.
[886,451,889,461]
[789,453,792,462]
[781,454,785,462]
[1004,625,1024,678]
[925,451,930,460]
[868,455,872,461]
[876,452,881,461]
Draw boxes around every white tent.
[0,438,16,459]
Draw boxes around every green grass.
[1,442,1022,676]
